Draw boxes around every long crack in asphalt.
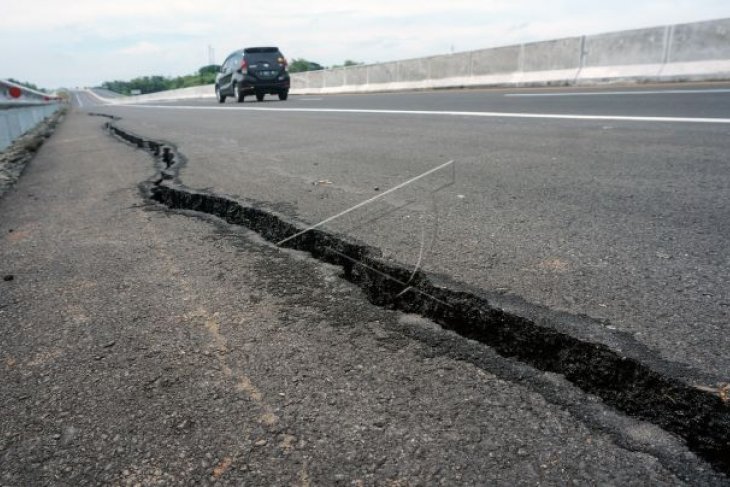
[96,113,730,477]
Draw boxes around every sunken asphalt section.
[0,111,727,484]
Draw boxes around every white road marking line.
[54,136,100,144]
[298,97,323,101]
[504,88,730,97]
[121,104,730,124]
[74,93,84,107]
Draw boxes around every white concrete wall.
[88,85,215,105]
[660,18,730,81]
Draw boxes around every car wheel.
[278,90,289,101]
[234,84,245,103]
[256,92,265,102]
[216,85,226,103]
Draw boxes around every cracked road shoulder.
[0,112,723,485]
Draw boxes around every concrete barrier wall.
[306,70,325,89]
[658,18,730,80]
[430,52,472,80]
[126,84,214,103]
[578,26,668,82]
[287,16,730,94]
[670,17,730,62]
[368,62,399,85]
[398,57,430,82]
[86,84,216,105]
[90,17,730,104]
[470,45,521,76]
[290,71,310,90]
[324,68,346,88]
[523,37,583,71]
[345,65,369,85]
[584,27,667,67]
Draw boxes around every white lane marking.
[74,93,84,107]
[121,104,730,124]
[54,136,100,144]
[504,88,730,97]
[298,97,323,101]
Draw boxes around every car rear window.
[246,53,283,64]
[244,47,283,64]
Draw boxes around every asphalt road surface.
[76,84,730,381]
[4,111,720,485]
[2,84,727,483]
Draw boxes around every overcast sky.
[2,0,729,89]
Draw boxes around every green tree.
[331,60,364,69]
[288,58,324,73]
[198,64,221,76]
[100,66,222,95]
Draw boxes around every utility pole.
[208,45,215,65]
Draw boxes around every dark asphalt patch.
[102,116,730,477]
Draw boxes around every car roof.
[242,47,280,54]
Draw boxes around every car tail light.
[241,59,248,71]
[278,56,288,68]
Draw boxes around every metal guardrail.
[0,104,61,151]
[1,80,63,151]
[0,79,61,108]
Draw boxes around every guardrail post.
[662,24,675,64]
[0,113,11,150]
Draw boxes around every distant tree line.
[100,65,220,95]
[331,60,365,69]
[288,59,325,73]
[100,60,365,94]
[288,59,363,73]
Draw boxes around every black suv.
[215,47,290,103]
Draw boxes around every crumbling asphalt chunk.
[101,116,730,477]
